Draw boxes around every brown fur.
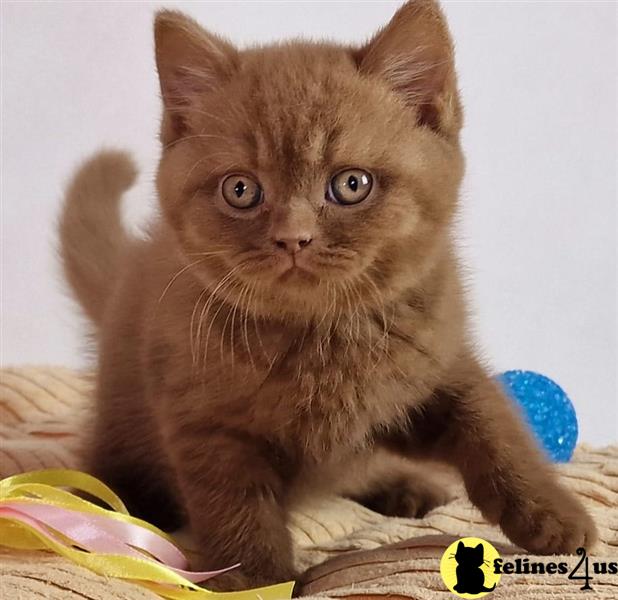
[59,0,596,590]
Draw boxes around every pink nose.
[272,235,313,254]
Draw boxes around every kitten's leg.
[87,415,183,532]
[161,425,296,589]
[383,353,597,554]
[337,449,453,518]
[350,471,450,518]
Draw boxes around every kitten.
[59,0,597,590]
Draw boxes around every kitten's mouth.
[277,262,318,283]
[277,256,318,283]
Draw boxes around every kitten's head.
[155,0,463,319]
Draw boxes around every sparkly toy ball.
[497,370,578,463]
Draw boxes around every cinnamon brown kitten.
[59,0,597,590]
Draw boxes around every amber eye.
[221,174,263,209]
[327,169,373,205]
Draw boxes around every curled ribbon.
[0,469,294,600]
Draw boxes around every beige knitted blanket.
[0,367,616,599]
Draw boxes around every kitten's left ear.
[356,0,461,136]
[154,10,239,144]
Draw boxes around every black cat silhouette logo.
[440,537,501,598]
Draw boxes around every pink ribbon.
[0,501,238,583]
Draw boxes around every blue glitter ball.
[497,370,578,463]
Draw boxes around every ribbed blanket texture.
[1,367,616,599]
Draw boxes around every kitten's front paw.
[500,484,597,554]
[202,571,253,592]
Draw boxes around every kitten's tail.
[59,150,137,325]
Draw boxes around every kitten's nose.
[272,234,313,254]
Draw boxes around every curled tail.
[59,150,137,326]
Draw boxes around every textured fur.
[59,0,596,590]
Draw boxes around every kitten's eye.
[327,169,373,205]
[221,174,263,209]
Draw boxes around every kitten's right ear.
[154,10,238,144]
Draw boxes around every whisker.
[201,263,248,370]
[195,263,245,371]
[214,279,242,368]
[190,287,210,366]
[185,250,231,257]
[163,133,243,151]
[224,280,248,370]
[158,258,205,304]
[242,281,257,372]
[251,285,268,363]
[361,273,392,371]
[168,106,236,129]
[180,157,238,193]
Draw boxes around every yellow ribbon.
[0,469,294,600]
